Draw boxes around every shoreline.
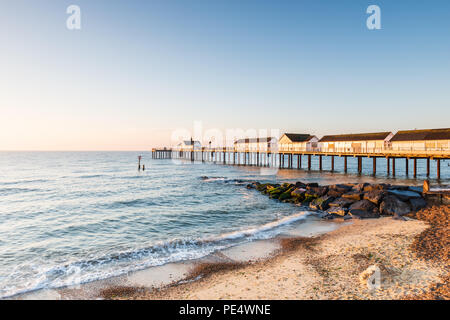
[14,216,345,300]
[114,205,449,300]
[11,178,449,300]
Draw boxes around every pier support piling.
[387,157,390,175]
[413,158,417,178]
[437,159,441,180]
[392,158,396,177]
[373,157,376,176]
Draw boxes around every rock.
[291,188,306,198]
[302,193,318,204]
[363,184,389,192]
[306,182,319,188]
[268,187,284,199]
[390,185,409,190]
[295,181,307,188]
[349,209,380,219]
[278,191,292,201]
[408,186,423,194]
[310,196,335,211]
[256,184,266,192]
[363,190,385,205]
[380,195,411,216]
[353,183,370,192]
[329,197,356,208]
[349,199,378,212]
[317,196,335,211]
[409,197,427,211]
[387,189,422,201]
[281,182,293,189]
[329,184,352,193]
[306,186,328,197]
[342,191,362,201]
[327,189,345,198]
[326,206,348,216]
[309,200,320,210]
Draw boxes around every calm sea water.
[0,152,448,298]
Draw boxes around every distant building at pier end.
[390,128,450,152]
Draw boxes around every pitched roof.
[319,132,392,142]
[390,128,450,142]
[234,137,276,144]
[281,133,315,143]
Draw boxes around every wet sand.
[112,205,449,300]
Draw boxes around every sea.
[0,151,448,298]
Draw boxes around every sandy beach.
[102,204,449,300]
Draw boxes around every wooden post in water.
[427,158,430,177]
[331,156,334,172]
[297,154,301,169]
[405,158,409,176]
[344,156,347,173]
[308,155,312,171]
[138,155,142,171]
[319,155,322,171]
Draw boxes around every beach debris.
[359,265,381,290]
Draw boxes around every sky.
[0,0,449,150]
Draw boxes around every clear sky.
[1,0,449,150]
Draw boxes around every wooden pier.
[152,148,449,180]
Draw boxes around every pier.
[152,147,449,180]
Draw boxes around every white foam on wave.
[1,211,314,299]
[212,211,313,241]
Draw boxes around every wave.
[77,174,108,179]
[0,211,312,299]
[0,187,42,195]
[0,179,49,186]
[200,176,248,184]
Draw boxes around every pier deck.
[152,148,449,179]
